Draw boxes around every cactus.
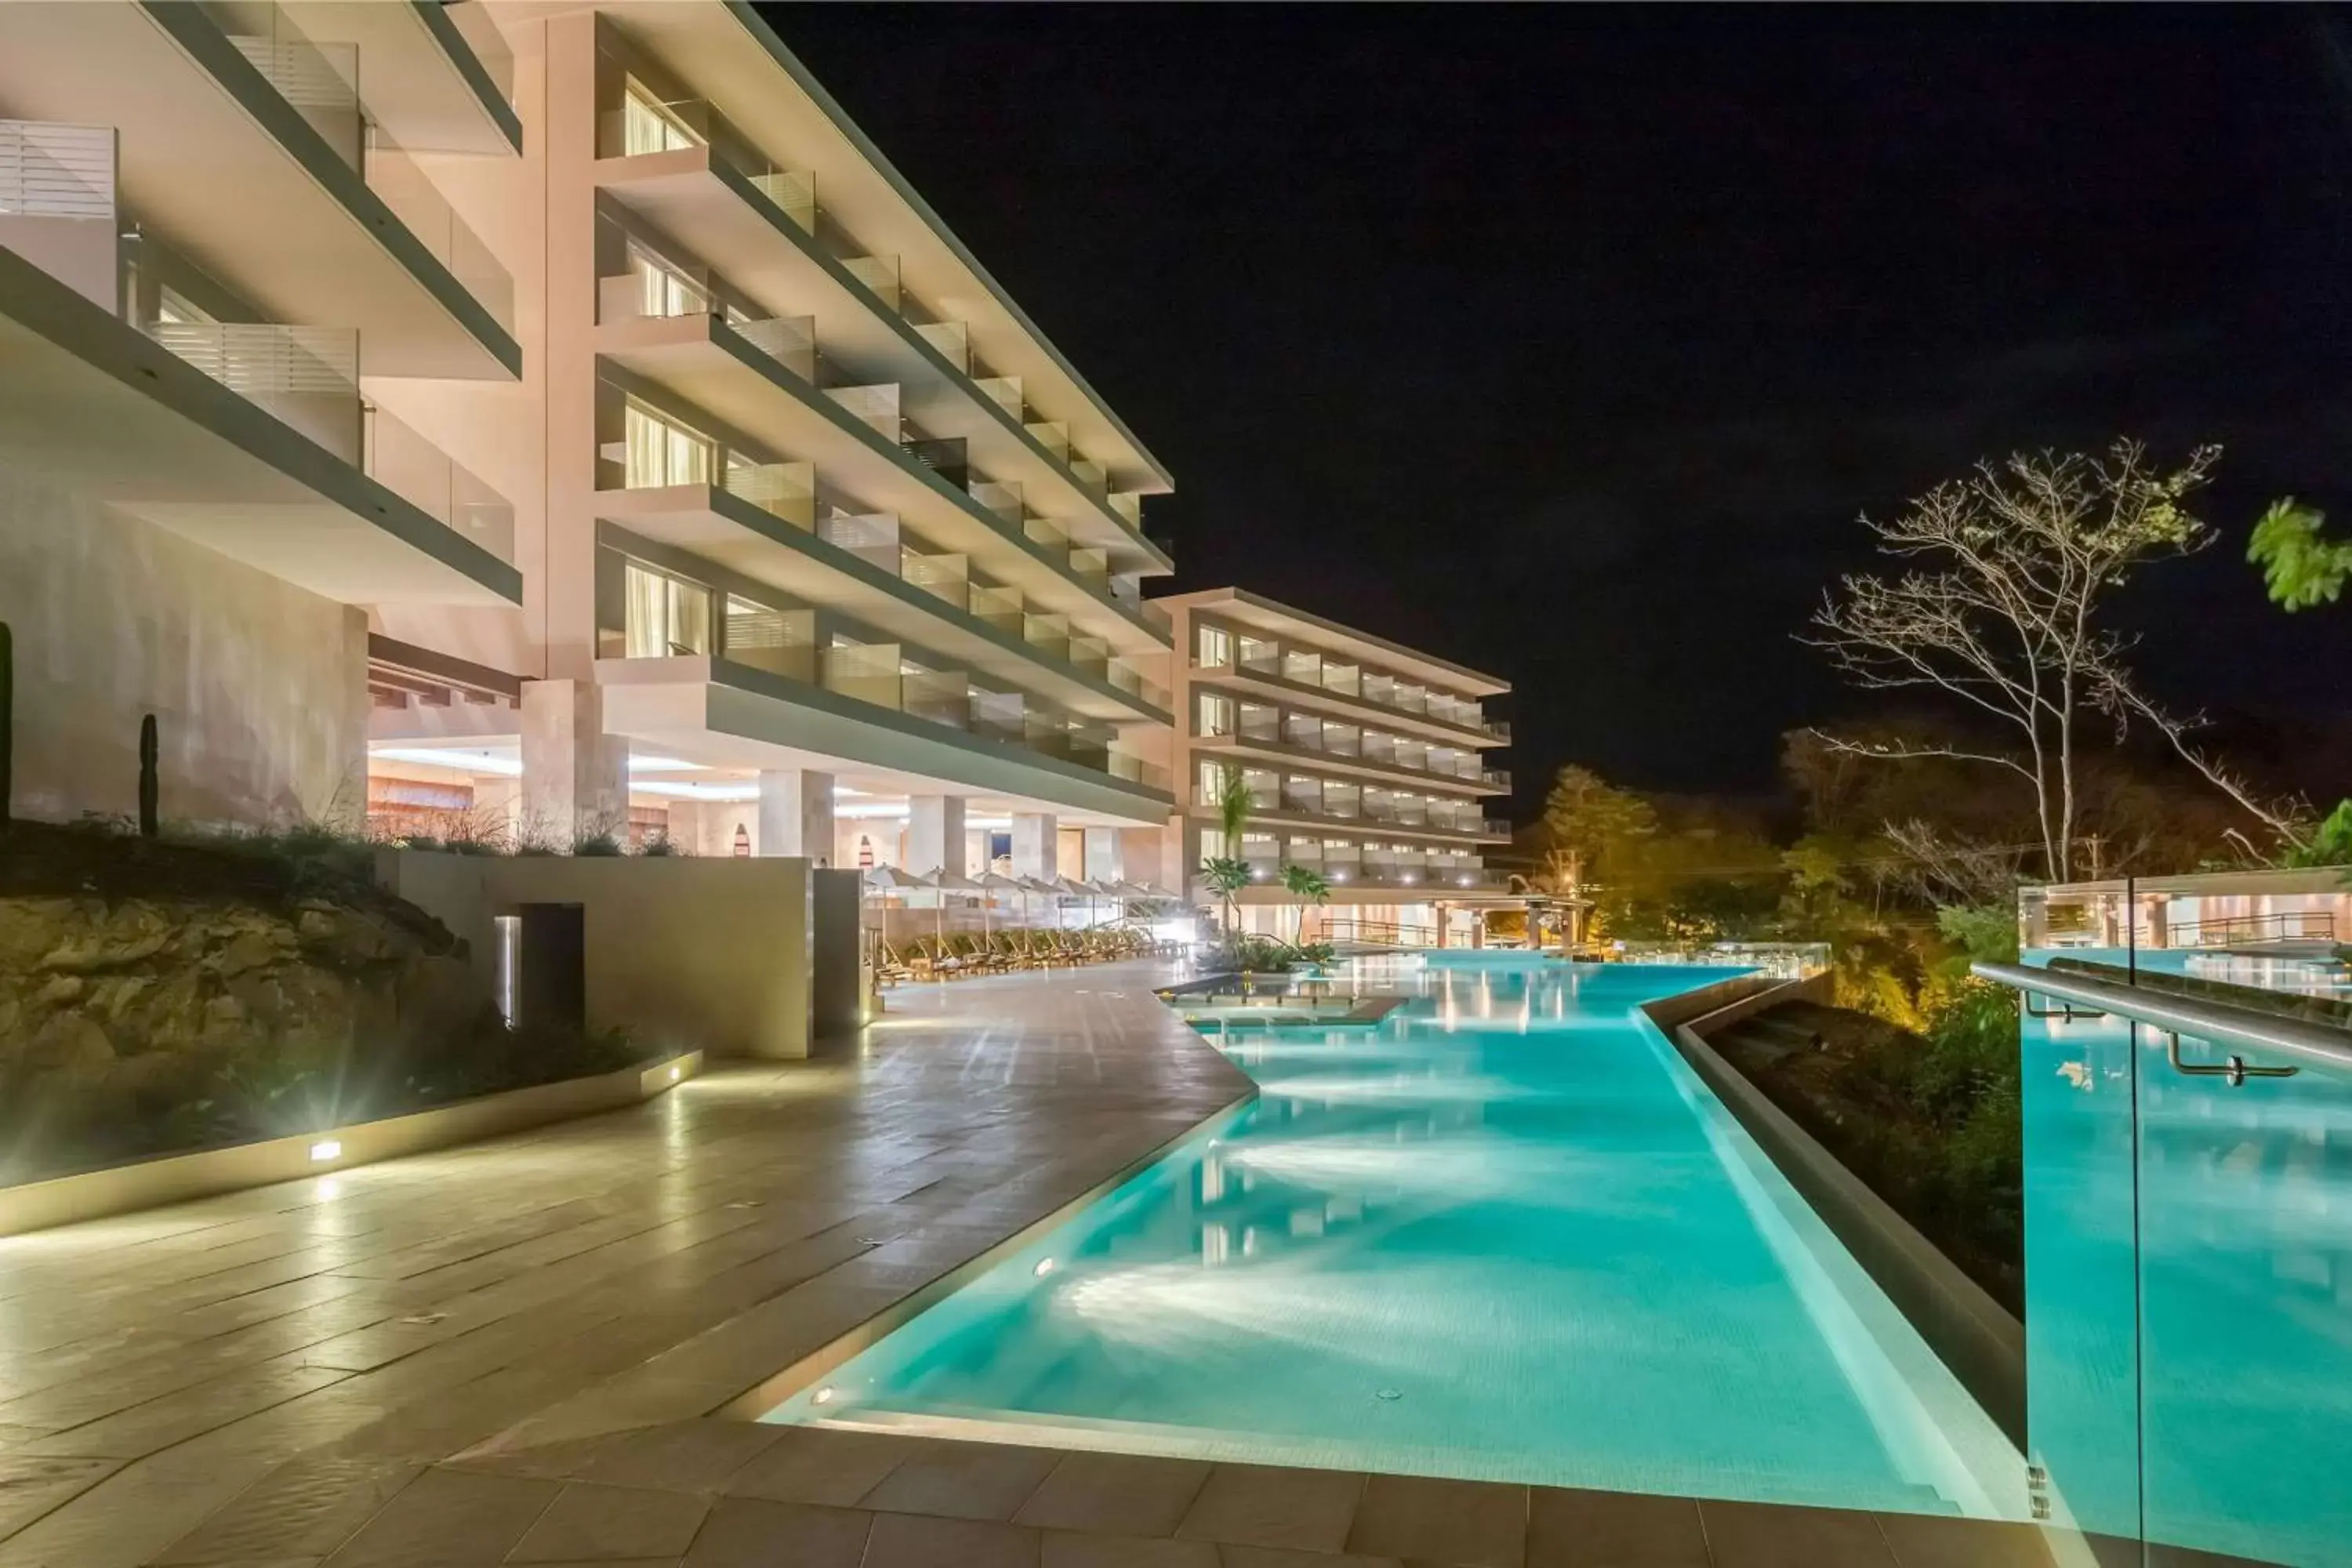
[0,620,12,833]
[138,712,158,838]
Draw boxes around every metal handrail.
[1973,961,2352,1074]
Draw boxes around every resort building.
[0,0,525,828]
[1150,587,1516,945]
[0,0,1178,879]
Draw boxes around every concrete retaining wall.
[0,1049,700,1239]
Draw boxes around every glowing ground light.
[669,1065,682,1082]
[309,1139,342,1163]
[1033,1257,1057,1277]
[811,1386,836,1405]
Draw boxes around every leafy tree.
[1537,764,1655,938]
[1806,441,2222,882]
[1200,764,1257,955]
[2248,498,2352,612]
[1279,862,1330,944]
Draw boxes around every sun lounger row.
[873,924,1184,982]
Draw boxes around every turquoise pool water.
[767,956,2024,1517]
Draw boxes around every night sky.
[762,5,2352,811]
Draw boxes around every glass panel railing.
[971,374,1023,419]
[968,582,1023,636]
[721,600,816,681]
[912,318,968,373]
[901,548,968,612]
[440,2,514,104]
[825,381,902,439]
[153,321,362,458]
[205,2,363,168]
[970,688,1025,743]
[723,460,815,530]
[841,254,900,311]
[820,641,900,710]
[901,668,969,730]
[1025,419,1070,459]
[364,130,513,329]
[595,95,816,232]
[1980,954,2352,1568]
[817,510,898,572]
[731,314,818,383]
[364,401,514,561]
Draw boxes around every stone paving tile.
[855,1436,1062,1522]
[152,1454,423,1564]
[1042,1530,1221,1568]
[1219,1547,1403,1568]
[506,1482,709,1563]
[862,1511,1041,1568]
[564,1423,781,1495]
[677,1497,870,1568]
[1014,1452,1214,1537]
[1526,1485,1710,1568]
[718,1426,916,1508]
[315,1466,558,1567]
[1345,1474,1528,1568]
[1177,1464,1367,1553]
[1875,1512,2054,1568]
[1698,1500,1895,1567]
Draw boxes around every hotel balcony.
[593,467,1167,726]
[596,649,1172,827]
[591,91,1165,571]
[0,216,517,607]
[1195,783,1511,846]
[592,269,1167,658]
[1197,709,1509,797]
[1220,646,1504,747]
[0,5,519,378]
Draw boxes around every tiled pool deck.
[0,962,2051,1567]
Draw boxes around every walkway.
[0,961,1246,1566]
[0,960,2051,1567]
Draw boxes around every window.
[622,561,711,657]
[1198,760,1228,803]
[1196,623,1231,667]
[1199,828,1227,862]
[623,398,714,488]
[621,79,701,156]
[1197,692,1234,738]
[626,239,709,321]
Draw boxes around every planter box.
[0,1050,702,1239]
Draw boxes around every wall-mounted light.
[309,1139,343,1163]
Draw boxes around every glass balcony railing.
[192,3,514,330]
[1976,943,2352,1568]
[150,320,513,561]
[597,95,816,233]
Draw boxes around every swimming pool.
[765,956,2025,1518]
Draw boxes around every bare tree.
[1805,441,2220,882]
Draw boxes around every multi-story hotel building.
[0,1,1178,882]
[1150,588,1516,945]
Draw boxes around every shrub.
[572,831,625,857]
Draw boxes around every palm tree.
[1279,862,1330,946]
[1200,765,1256,959]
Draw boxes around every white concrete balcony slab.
[282,0,519,154]
[593,308,1166,655]
[593,479,1167,726]
[0,0,517,379]
[0,243,519,606]
[594,137,1167,572]
[596,654,1171,826]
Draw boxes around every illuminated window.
[1197,692,1234,737]
[622,561,712,657]
[1196,623,1231,666]
[621,79,701,156]
[626,239,709,320]
[622,398,714,488]
[1199,828,1227,862]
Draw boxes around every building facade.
[1151,588,1515,946]
[0,0,1178,881]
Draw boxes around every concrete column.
[1083,826,1122,883]
[757,768,834,864]
[470,774,521,842]
[1011,811,1057,879]
[520,678,627,847]
[907,794,964,875]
